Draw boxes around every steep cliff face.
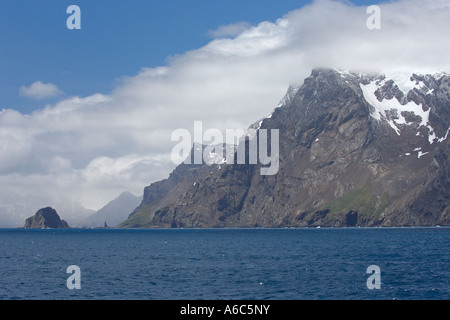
[24,207,70,229]
[121,69,450,228]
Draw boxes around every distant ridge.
[25,207,70,229]
[83,192,142,227]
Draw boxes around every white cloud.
[208,22,253,38]
[19,81,63,100]
[1,0,450,225]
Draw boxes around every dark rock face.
[83,192,142,227]
[24,207,70,229]
[121,68,450,228]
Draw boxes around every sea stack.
[24,207,70,229]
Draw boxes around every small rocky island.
[24,207,70,229]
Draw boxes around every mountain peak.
[83,192,142,228]
[357,70,449,145]
[121,68,450,228]
[296,68,449,146]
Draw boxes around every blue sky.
[0,0,382,113]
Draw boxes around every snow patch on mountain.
[360,80,432,136]
[438,128,450,143]
[383,71,417,95]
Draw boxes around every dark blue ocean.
[0,227,448,300]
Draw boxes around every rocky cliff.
[24,207,70,229]
[120,68,450,228]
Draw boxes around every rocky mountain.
[83,191,142,227]
[24,207,70,229]
[120,68,450,228]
